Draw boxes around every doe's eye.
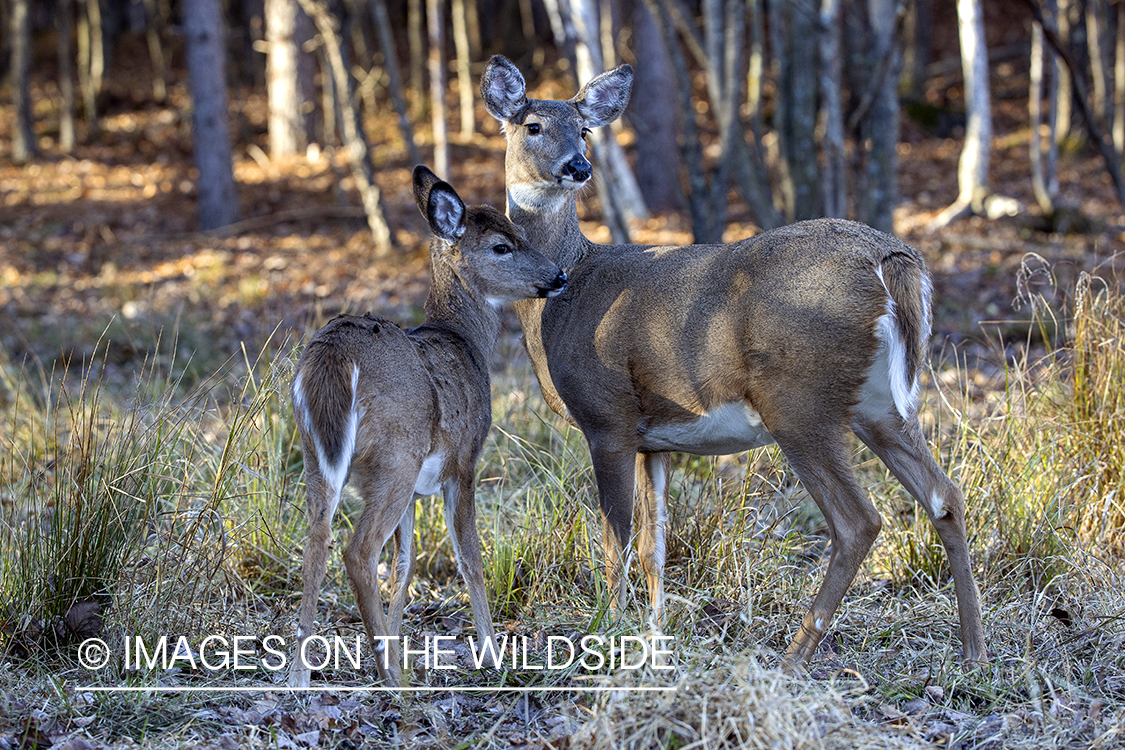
[526,123,541,135]
[492,243,513,256]
[581,127,590,139]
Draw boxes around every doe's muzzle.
[563,158,592,183]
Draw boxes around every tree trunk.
[699,0,746,241]
[408,0,425,118]
[11,0,36,163]
[901,0,932,100]
[299,0,394,250]
[184,0,241,230]
[1030,9,1058,213]
[566,0,649,233]
[1087,0,1112,127]
[1054,0,1072,142]
[451,0,474,138]
[518,0,538,62]
[861,0,901,233]
[77,0,101,132]
[1021,0,1125,212]
[630,0,684,213]
[819,0,845,219]
[0,0,9,82]
[929,0,991,229]
[1116,0,1125,152]
[736,0,781,229]
[771,0,820,221]
[58,0,77,152]
[143,0,167,102]
[368,0,422,163]
[648,0,708,239]
[427,0,449,178]
[266,0,309,158]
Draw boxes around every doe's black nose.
[563,158,592,183]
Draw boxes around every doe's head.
[480,56,633,200]
[412,165,567,302]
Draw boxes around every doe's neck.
[506,186,599,271]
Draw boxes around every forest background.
[2,0,1125,747]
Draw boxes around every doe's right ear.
[481,55,528,122]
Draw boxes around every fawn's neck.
[424,253,502,374]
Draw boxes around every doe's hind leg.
[851,408,987,665]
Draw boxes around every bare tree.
[184,0,241,230]
[267,0,309,157]
[630,0,683,213]
[770,0,820,221]
[298,0,394,250]
[367,0,421,163]
[408,0,425,117]
[1116,0,1125,152]
[77,0,104,132]
[1021,0,1125,212]
[901,0,932,100]
[143,0,167,102]
[1087,0,1112,127]
[819,0,845,218]
[857,0,902,233]
[10,0,36,163]
[928,0,991,229]
[1030,0,1059,214]
[427,0,449,177]
[58,0,77,152]
[1054,0,1073,142]
[644,0,708,239]
[452,0,474,138]
[557,0,649,238]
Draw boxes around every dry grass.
[1,274,1124,749]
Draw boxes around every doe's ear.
[413,165,466,241]
[481,55,528,122]
[570,65,633,128]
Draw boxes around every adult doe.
[288,166,567,687]
[480,56,986,668]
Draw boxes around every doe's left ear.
[481,55,528,122]
[412,165,466,241]
[570,65,633,128]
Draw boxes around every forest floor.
[3,37,1125,750]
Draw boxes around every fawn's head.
[481,56,633,206]
[412,165,567,302]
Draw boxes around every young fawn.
[288,166,567,687]
[481,56,986,668]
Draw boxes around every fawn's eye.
[492,243,513,256]
[581,127,590,139]
[526,123,541,135]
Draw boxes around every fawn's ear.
[413,165,466,241]
[570,65,633,128]
[481,55,528,122]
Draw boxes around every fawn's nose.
[539,271,568,298]
[563,158,592,183]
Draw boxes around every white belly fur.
[640,401,776,455]
[413,452,446,496]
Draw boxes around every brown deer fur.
[480,56,986,668]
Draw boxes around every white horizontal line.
[75,685,676,694]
